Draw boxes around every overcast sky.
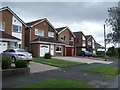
[2,2,118,47]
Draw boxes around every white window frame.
[35,28,44,36]
[88,41,91,45]
[56,45,62,52]
[48,32,54,38]
[0,22,5,31]
[60,36,67,41]
[69,37,74,41]
[12,25,22,32]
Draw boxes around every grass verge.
[85,65,120,79]
[15,78,93,88]
[32,57,84,67]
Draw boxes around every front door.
[50,45,54,56]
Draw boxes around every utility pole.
[104,24,107,61]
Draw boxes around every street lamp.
[104,24,107,61]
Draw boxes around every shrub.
[2,56,12,69]
[44,53,51,59]
[106,46,119,57]
[96,51,105,57]
[92,53,98,57]
[15,60,28,68]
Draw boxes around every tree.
[105,6,120,44]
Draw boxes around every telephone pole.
[104,24,107,61]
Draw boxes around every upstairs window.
[88,41,91,45]
[48,32,54,38]
[69,37,74,41]
[76,39,81,43]
[0,22,5,31]
[12,25,22,32]
[35,28,44,36]
[60,36,67,41]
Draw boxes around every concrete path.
[52,57,113,64]
[29,61,59,73]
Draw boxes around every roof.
[95,42,104,48]
[0,7,26,26]
[55,27,66,33]
[31,37,65,45]
[55,26,75,37]
[26,18,45,27]
[85,35,92,40]
[0,31,21,41]
[73,31,84,36]
[26,18,57,32]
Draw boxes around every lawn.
[32,57,83,67]
[15,78,93,88]
[85,65,120,79]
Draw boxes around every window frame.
[0,22,5,31]
[56,45,62,52]
[35,28,44,36]
[48,32,54,38]
[12,25,22,32]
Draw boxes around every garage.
[0,42,8,53]
[40,44,49,57]
[66,47,72,56]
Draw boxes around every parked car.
[79,51,92,57]
[2,48,32,62]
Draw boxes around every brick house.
[0,7,26,53]
[85,35,96,53]
[25,18,65,57]
[73,31,86,56]
[56,26,75,56]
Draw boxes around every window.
[9,49,15,52]
[70,37,74,41]
[60,36,66,41]
[88,41,91,45]
[12,25,22,32]
[77,39,81,43]
[56,45,62,52]
[0,22,5,31]
[48,32,54,38]
[35,28,44,36]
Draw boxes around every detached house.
[0,7,26,53]
[73,31,86,56]
[85,35,96,53]
[25,18,65,57]
[56,26,75,56]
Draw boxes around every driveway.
[29,61,59,73]
[52,57,113,64]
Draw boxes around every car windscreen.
[17,50,27,52]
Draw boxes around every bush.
[15,60,28,68]
[106,46,119,57]
[92,53,98,57]
[44,53,51,59]
[96,51,105,57]
[2,56,12,69]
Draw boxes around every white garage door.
[50,45,54,56]
[0,42,8,53]
[40,44,49,57]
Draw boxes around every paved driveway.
[52,57,113,64]
[29,61,59,73]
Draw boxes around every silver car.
[2,48,32,62]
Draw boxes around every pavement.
[52,56,113,64]
[2,57,119,89]
[29,61,59,73]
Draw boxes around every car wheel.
[12,56,16,63]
